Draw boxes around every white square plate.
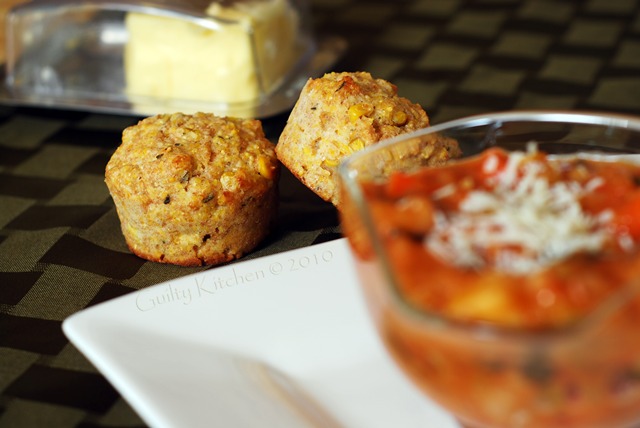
[63,238,458,428]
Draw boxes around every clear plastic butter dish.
[2,0,346,118]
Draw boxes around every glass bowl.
[338,111,640,428]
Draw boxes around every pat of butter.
[124,0,300,105]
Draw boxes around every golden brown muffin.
[105,112,279,266]
[275,71,460,206]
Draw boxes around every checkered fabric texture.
[1,0,640,426]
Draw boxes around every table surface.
[2,0,640,427]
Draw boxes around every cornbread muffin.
[105,112,279,266]
[276,71,460,206]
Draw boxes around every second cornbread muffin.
[105,112,279,266]
[276,71,460,207]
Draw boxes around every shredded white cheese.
[426,150,613,274]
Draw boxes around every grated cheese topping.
[425,150,614,274]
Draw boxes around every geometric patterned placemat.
[316,0,640,123]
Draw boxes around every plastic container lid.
[2,0,346,117]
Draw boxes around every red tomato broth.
[363,147,640,330]
[380,306,640,428]
[350,147,640,427]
